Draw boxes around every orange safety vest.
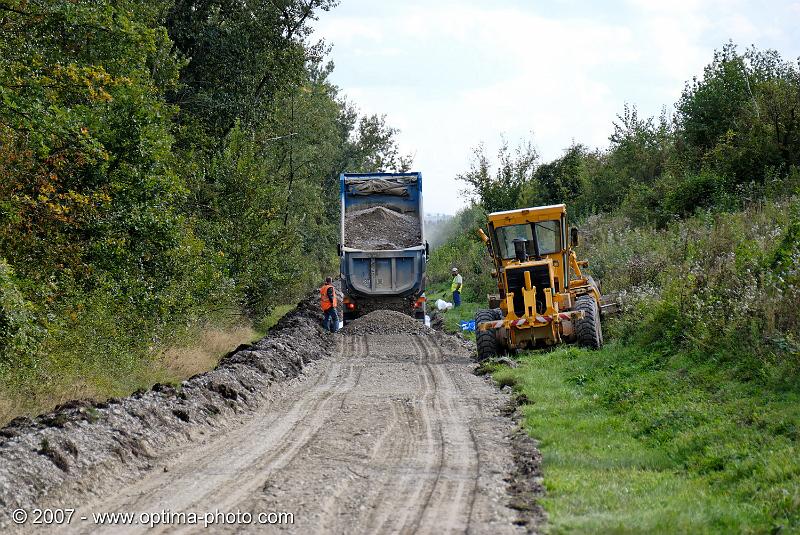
[320,284,337,311]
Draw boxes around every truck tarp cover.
[345,175,417,196]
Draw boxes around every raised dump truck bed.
[339,172,427,323]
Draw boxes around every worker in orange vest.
[320,277,339,333]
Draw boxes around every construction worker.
[320,277,339,333]
[451,267,463,307]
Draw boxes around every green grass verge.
[495,343,800,533]
[420,293,800,530]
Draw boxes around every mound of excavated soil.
[342,309,433,335]
[0,292,333,527]
[344,206,421,250]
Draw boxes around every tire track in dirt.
[357,335,440,533]
[59,336,357,535]
[316,334,485,534]
[385,336,445,533]
[225,331,522,534]
[426,335,482,532]
[225,333,433,533]
[405,335,480,534]
[314,343,415,529]
[191,340,364,522]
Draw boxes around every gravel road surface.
[2,306,539,534]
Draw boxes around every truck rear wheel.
[575,295,603,349]
[476,309,502,361]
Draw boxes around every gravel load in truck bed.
[344,206,421,250]
[342,310,433,335]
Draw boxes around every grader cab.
[475,204,608,360]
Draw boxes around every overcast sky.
[313,0,800,215]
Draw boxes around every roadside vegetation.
[431,43,800,532]
[491,341,799,533]
[0,0,411,423]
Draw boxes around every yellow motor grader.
[475,203,610,360]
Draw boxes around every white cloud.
[314,1,800,214]
[721,13,761,41]
[625,0,745,14]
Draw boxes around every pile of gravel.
[344,206,421,250]
[342,310,433,335]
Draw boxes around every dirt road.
[1,302,539,534]
[36,331,522,534]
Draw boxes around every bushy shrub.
[0,261,38,371]
[664,170,727,217]
[582,198,800,382]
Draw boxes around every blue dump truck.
[339,172,428,323]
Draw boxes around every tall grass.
[0,301,293,426]
[582,197,800,386]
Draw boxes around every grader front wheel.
[475,308,502,361]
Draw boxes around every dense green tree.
[458,43,799,226]
[677,43,753,156]
[346,114,414,173]
[458,140,538,213]
[0,0,193,299]
[165,0,337,139]
[677,43,800,188]
[0,0,411,409]
[520,143,586,209]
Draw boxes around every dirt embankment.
[0,295,332,528]
[344,206,421,250]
